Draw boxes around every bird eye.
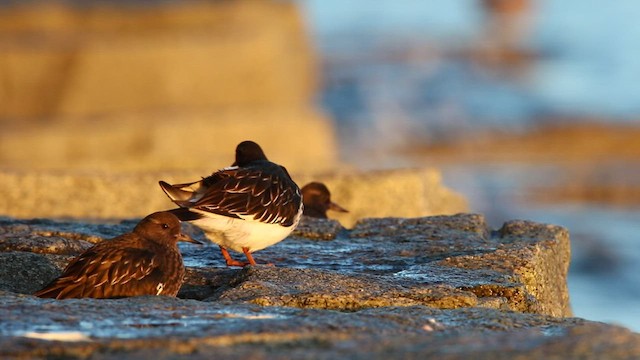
[162,224,169,229]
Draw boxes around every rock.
[0,168,467,224]
[0,226,95,255]
[0,2,316,118]
[291,216,346,240]
[0,1,338,174]
[0,293,638,359]
[295,168,468,228]
[0,253,67,294]
[209,266,479,311]
[0,168,467,225]
[179,267,237,301]
[1,213,567,316]
[0,216,132,248]
[2,212,637,358]
[400,123,640,164]
[0,109,339,174]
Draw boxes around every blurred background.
[1,0,639,331]
[300,0,640,330]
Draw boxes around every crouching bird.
[159,140,303,267]
[301,182,349,219]
[34,211,199,299]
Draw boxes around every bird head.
[135,211,201,244]
[232,140,268,167]
[301,182,349,218]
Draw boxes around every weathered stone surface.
[209,266,479,311]
[1,213,567,316]
[291,216,346,240]
[1,212,635,358]
[0,168,467,225]
[0,253,64,294]
[0,226,95,255]
[0,293,638,360]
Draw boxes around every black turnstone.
[301,182,349,219]
[159,140,303,267]
[34,211,199,299]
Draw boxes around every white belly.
[190,212,297,253]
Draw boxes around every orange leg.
[219,246,249,267]
[242,247,258,266]
[243,247,274,266]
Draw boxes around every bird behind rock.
[301,182,349,219]
[34,211,199,299]
[159,140,303,267]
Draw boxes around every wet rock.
[0,293,638,359]
[0,216,129,255]
[0,227,94,255]
[209,266,478,311]
[291,216,345,240]
[0,252,68,294]
[179,267,237,301]
[0,213,568,317]
[0,213,636,358]
[0,216,128,242]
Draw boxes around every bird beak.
[177,233,202,244]
[328,201,349,213]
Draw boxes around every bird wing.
[34,237,160,299]
[189,166,302,226]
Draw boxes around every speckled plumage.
[159,141,303,267]
[34,212,198,299]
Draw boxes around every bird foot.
[218,246,275,267]
[225,259,251,267]
[219,246,248,267]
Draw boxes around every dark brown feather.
[190,162,302,227]
[34,212,190,299]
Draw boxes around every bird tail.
[158,180,201,206]
[33,280,73,299]
[33,286,60,299]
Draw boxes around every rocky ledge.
[0,168,468,226]
[1,213,638,359]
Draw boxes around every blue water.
[301,0,640,120]
[298,0,640,331]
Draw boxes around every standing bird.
[34,212,199,299]
[301,182,349,219]
[159,141,303,267]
